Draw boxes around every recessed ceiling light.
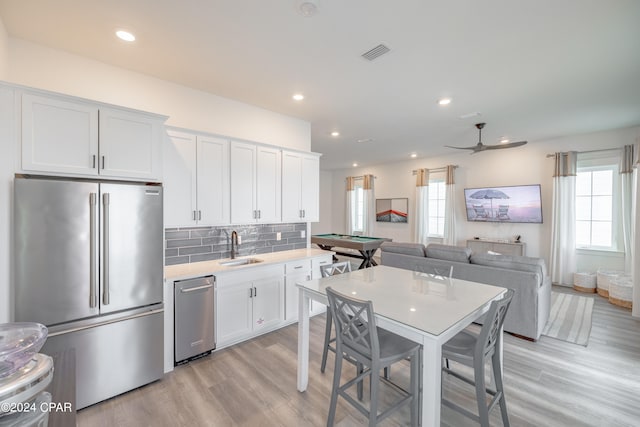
[410,153,417,158]
[115,30,136,42]
[500,137,510,143]
[292,93,304,101]
[331,131,340,137]
[298,0,319,17]
[438,98,452,106]
[352,163,358,167]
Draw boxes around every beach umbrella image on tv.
[469,189,509,218]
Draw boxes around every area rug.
[542,291,594,346]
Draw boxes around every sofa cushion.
[470,253,547,283]
[425,244,472,263]
[380,242,426,257]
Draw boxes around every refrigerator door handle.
[89,193,97,308]
[103,192,110,305]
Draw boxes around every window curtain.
[414,168,429,245]
[443,165,457,245]
[362,174,375,236]
[345,176,355,234]
[620,145,634,275]
[550,151,577,285]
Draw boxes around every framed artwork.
[376,198,408,223]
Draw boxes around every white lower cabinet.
[211,254,335,351]
[216,265,284,348]
[284,260,312,321]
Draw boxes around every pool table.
[311,233,392,269]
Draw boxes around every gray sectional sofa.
[380,242,551,340]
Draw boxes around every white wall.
[6,38,310,151]
[311,170,334,235]
[326,126,640,270]
[0,16,8,79]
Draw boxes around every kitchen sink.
[219,258,264,267]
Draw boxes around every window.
[575,163,619,250]
[428,178,446,237]
[351,178,365,233]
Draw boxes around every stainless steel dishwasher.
[174,275,215,364]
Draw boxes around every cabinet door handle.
[198,210,202,220]
[294,265,303,269]
[302,209,305,218]
[258,210,261,219]
[299,210,302,218]
[254,286,257,297]
[192,210,197,221]
[252,210,256,219]
[101,156,105,170]
[92,155,97,169]
[249,288,253,298]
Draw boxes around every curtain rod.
[545,147,622,158]
[411,165,458,175]
[345,175,377,180]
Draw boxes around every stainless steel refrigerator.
[14,176,164,409]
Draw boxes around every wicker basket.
[573,272,597,293]
[609,275,633,309]
[596,269,623,298]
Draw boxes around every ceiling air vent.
[361,44,390,61]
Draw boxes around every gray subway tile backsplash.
[164,223,308,265]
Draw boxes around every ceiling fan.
[446,123,527,154]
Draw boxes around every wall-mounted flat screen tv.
[464,184,543,223]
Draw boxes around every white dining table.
[296,265,507,427]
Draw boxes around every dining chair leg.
[491,353,510,427]
[327,350,343,427]
[474,360,490,427]
[320,310,333,373]
[368,363,380,427]
[357,362,364,401]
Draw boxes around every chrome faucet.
[230,230,239,259]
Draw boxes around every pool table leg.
[317,244,339,262]
[357,249,377,269]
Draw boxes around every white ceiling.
[1,0,639,169]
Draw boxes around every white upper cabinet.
[98,108,162,180]
[197,135,230,225]
[164,131,197,227]
[164,130,229,227]
[21,91,165,181]
[255,146,282,223]
[230,141,281,224]
[22,93,99,176]
[282,150,320,222]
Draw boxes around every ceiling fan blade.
[483,140,528,150]
[444,145,477,150]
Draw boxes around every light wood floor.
[78,286,640,426]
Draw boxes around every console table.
[467,239,526,256]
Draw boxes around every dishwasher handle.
[180,283,213,293]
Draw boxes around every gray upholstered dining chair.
[319,261,352,373]
[415,264,453,279]
[441,289,515,427]
[326,287,421,427]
